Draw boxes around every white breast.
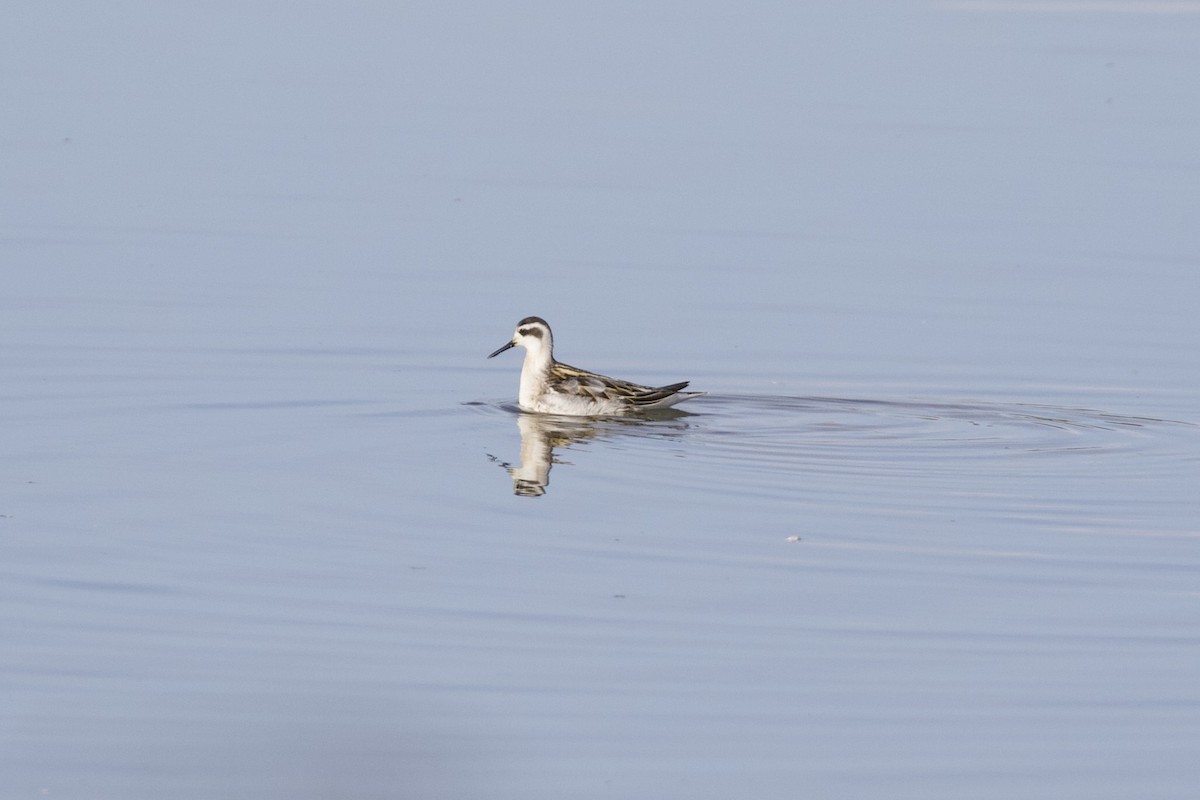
[527,392,627,416]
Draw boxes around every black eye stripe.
[519,327,544,338]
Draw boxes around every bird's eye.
[518,328,529,336]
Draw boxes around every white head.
[487,316,554,365]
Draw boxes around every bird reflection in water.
[488,410,692,497]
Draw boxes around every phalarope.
[487,316,704,416]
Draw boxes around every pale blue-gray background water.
[4,2,1199,798]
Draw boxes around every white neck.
[518,339,554,409]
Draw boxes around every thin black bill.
[487,340,516,359]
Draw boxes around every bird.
[487,316,704,416]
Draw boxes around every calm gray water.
[4,3,1199,799]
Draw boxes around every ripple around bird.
[471,393,1199,486]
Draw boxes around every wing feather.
[549,362,689,406]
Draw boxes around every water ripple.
[682,394,1197,479]
[473,394,1198,493]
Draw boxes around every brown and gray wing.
[626,381,690,406]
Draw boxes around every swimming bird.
[487,316,704,415]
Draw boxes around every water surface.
[4,2,1199,799]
